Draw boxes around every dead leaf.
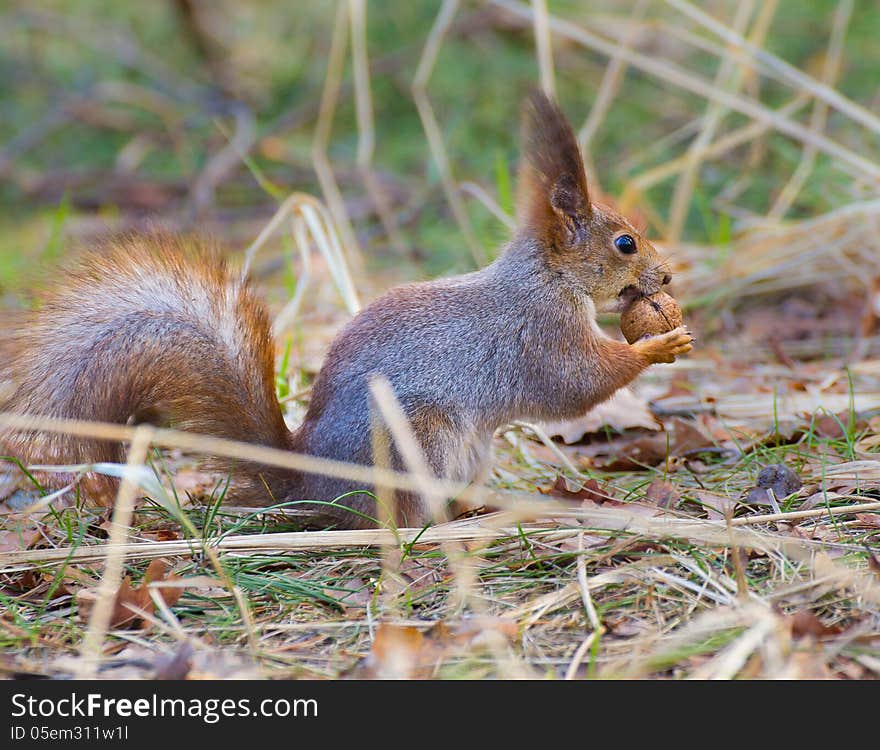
[787,611,841,640]
[140,527,182,542]
[644,479,681,509]
[76,557,183,629]
[855,432,880,456]
[143,558,183,608]
[669,418,714,455]
[547,475,615,504]
[744,487,777,507]
[354,624,430,679]
[591,433,669,471]
[691,489,737,520]
[323,577,373,612]
[436,616,518,645]
[812,409,868,439]
[16,570,41,592]
[833,657,868,680]
[855,513,880,528]
[397,557,445,597]
[0,522,42,553]
[76,581,140,630]
[604,616,646,637]
[97,515,114,538]
[786,650,836,679]
[185,649,261,679]
[1,569,74,603]
[659,374,693,400]
[554,531,610,554]
[350,617,517,679]
[539,388,660,444]
[814,414,847,439]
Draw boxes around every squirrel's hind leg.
[394,405,490,525]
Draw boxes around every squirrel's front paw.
[632,326,694,364]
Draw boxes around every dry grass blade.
[460,181,516,229]
[349,0,407,256]
[75,425,153,679]
[577,0,648,180]
[564,631,598,680]
[0,521,507,571]
[0,410,468,499]
[493,0,880,181]
[6,496,870,618]
[576,530,602,632]
[621,94,809,212]
[6,0,880,683]
[686,607,779,679]
[1,408,878,581]
[664,0,880,136]
[767,0,853,219]
[369,405,405,610]
[513,421,585,478]
[731,499,880,527]
[655,390,880,425]
[505,566,638,626]
[412,0,486,266]
[190,106,255,216]
[367,375,521,681]
[368,376,449,522]
[666,0,766,242]
[531,0,555,99]
[312,0,365,280]
[241,192,361,333]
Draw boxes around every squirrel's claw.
[632,325,694,364]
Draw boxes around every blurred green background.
[1,0,877,296]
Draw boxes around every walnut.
[620,291,683,344]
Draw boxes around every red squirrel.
[0,93,692,528]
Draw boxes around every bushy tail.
[0,233,292,502]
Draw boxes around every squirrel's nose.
[662,273,672,286]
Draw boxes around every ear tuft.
[550,174,582,218]
[516,91,591,240]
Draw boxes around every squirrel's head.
[515,91,671,308]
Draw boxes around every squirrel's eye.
[614,235,637,254]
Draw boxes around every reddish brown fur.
[0,233,290,503]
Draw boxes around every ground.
[0,0,879,679]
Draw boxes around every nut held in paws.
[620,291,683,344]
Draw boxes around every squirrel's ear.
[516,91,591,242]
